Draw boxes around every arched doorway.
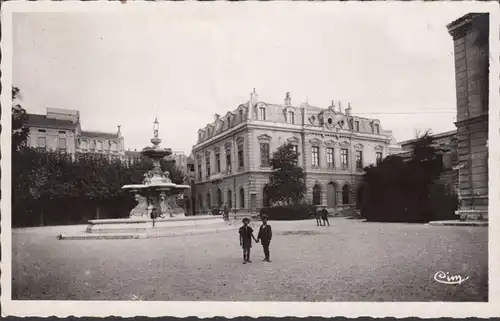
[313,184,322,206]
[239,187,245,208]
[342,184,350,205]
[227,189,232,208]
[356,185,364,209]
[217,188,222,208]
[327,182,337,208]
[263,185,270,208]
[206,192,211,209]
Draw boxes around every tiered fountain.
[59,118,232,240]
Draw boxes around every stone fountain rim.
[122,183,191,190]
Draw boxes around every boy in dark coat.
[321,207,330,226]
[239,218,258,264]
[257,214,273,262]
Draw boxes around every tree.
[268,143,306,205]
[361,131,446,223]
[12,86,29,152]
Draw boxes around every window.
[239,110,244,122]
[259,107,266,120]
[238,145,244,168]
[375,124,380,134]
[376,152,383,165]
[37,137,46,148]
[355,121,359,132]
[206,193,211,209]
[111,142,118,152]
[326,148,334,168]
[80,140,88,151]
[98,141,103,151]
[58,130,66,134]
[197,157,202,180]
[260,143,270,166]
[215,152,221,173]
[341,149,349,169]
[205,155,211,178]
[226,149,232,173]
[58,138,67,151]
[356,150,363,170]
[288,111,295,124]
[37,129,47,133]
[311,146,319,167]
[227,189,232,208]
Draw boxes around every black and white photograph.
[1,1,498,318]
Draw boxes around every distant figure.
[314,206,323,226]
[257,214,272,262]
[223,204,230,221]
[239,218,258,264]
[321,207,330,226]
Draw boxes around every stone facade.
[191,90,397,214]
[447,13,489,221]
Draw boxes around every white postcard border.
[1,1,499,318]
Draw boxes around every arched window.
[263,185,270,208]
[239,188,245,209]
[217,188,222,208]
[342,184,350,205]
[227,189,232,208]
[313,184,322,206]
[206,192,211,209]
[327,182,336,208]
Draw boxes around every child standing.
[239,218,258,264]
[257,214,273,262]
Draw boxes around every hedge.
[259,204,316,221]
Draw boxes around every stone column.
[447,13,489,221]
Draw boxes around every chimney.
[117,125,121,137]
[329,100,336,110]
[285,92,292,106]
[214,113,220,121]
[345,102,352,116]
[338,101,342,113]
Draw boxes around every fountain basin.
[58,215,235,240]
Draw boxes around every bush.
[259,204,316,221]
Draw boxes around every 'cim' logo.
[434,271,469,285]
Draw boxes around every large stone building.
[191,90,398,215]
[26,107,125,157]
[447,13,489,221]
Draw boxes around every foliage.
[361,132,448,223]
[259,204,315,221]
[267,143,306,206]
[12,86,29,152]
[12,149,187,227]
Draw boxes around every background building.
[191,90,399,215]
[447,13,489,221]
[26,107,125,157]
[398,130,459,193]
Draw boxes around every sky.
[12,3,472,155]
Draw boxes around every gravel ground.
[12,218,488,301]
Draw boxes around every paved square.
[12,218,487,301]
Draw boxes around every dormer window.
[287,111,295,124]
[259,107,266,121]
[375,124,380,134]
[355,121,360,132]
